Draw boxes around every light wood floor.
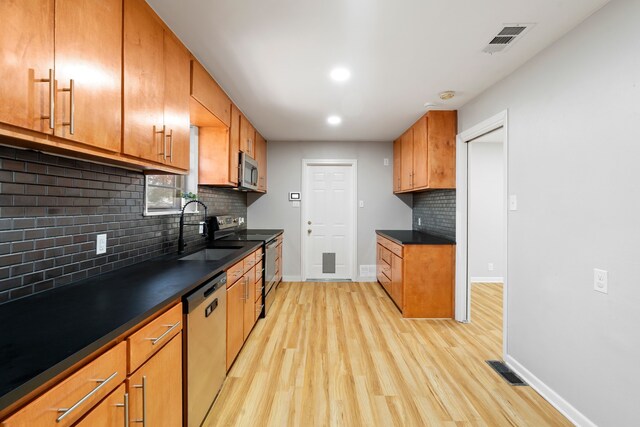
[204,282,571,426]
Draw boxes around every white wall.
[247,141,412,281]
[458,0,640,425]
[468,132,504,281]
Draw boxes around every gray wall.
[468,139,504,280]
[247,141,412,280]
[412,190,455,239]
[0,142,246,304]
[458,0,640,424]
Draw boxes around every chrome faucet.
[178,200,208,254]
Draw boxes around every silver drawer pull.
[146,321,180,345]
[56,371,119,422]
[132,376,147,426]
[115,393,130,427]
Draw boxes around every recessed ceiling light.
[329,67,351,82]
[327,115,342,125]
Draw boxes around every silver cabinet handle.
[36,68,55,129]
[155,125,166,159]
[56,371,119,422]
[116,393,130,427]
[165,129,173,161]
[61,79,75,134]
[145,321,180,345]
[132,376,146,426]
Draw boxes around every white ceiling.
[147,0,609,142]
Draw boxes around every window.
[144,126,199,216]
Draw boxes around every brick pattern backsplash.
[0,145,247,304]
[412,190,456,240]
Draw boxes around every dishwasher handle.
[185,272,227,313]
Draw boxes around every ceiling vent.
[482,24,534,54]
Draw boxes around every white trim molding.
[505,356,597,427]
[470,277,504,284]
[455,109,509,360]
[300,159,358,282]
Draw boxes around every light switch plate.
[359,200,364,208]
[383,158,389,166]
[594,268,608,294]
[96,234,107,255]
[509,195,518,211]
[292,201,300,208]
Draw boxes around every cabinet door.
[393,138,401,192]
[0,0,54,134]
[74,384,128,427]
[243,271,256,339]
[426,110,457,189]
[226,280,244,370]
[412,116,428,188]
[239,115,255,158]
[123,0,165,163]
[400,129,413,191]
[391,253,403,309]
[127,333,182,427]
[54,0,121,152]
[163,31,190,170]
[229,104,241,184]
[255,133,267,191]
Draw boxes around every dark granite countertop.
[0,238,269,413]
[376,230,456,245]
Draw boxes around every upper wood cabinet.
[190,60,231,126]
[255,132,267,192]
[393,138,401,192]
[239,115,256,158]
[0,0,54,135]
[0,0,122,152]
[123,0,190,171]
[393,110,457,193]
[400,128,413,191]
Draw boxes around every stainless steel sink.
[179,248,239,261]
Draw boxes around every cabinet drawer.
[243,251,256,272]
[255,261,263,282]
[377,235,403,258]
[380,246,392,265]
[2,342,126,427]
[127,303,182,374]
[227,260,244,286]
[255,247,263,260]
[381,263,392,280]
[73,383,127,427]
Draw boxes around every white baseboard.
[470,276,504,283]
[356,276,376,282]
[505,355,595,427]
[282,275,302,282]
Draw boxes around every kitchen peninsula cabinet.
[123,0,190,171]
[393,110,457,193]
[0,0,122,153]
[376,231,455,318]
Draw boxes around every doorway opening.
[456,111,508,358]
[301,159,357,281]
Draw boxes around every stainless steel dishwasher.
[183,272,227,427]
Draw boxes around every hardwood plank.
[204,282,570,426]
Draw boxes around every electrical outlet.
[96,234,107,255]
[418,217,421,226]
[199,221,205,234]
[488,263,494,271]
[594,268,608,294]
[359,200,364,208]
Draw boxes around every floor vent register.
[486,360,528,386]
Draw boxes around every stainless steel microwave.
[239,152,259,191]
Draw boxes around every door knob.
[308,221,312,225]
[307,229,312,234]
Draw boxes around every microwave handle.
[251,167,259,185]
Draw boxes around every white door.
[303,161,356,280]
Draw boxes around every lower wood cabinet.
[74,384,128,427]
[126,333,182,427]
[226,248,261,370]
[376,234,455,318]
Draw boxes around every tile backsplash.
[412,190,456,240]
[0,145,246,304]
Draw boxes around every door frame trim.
[455,110,509,359]
[301,159,358,281]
